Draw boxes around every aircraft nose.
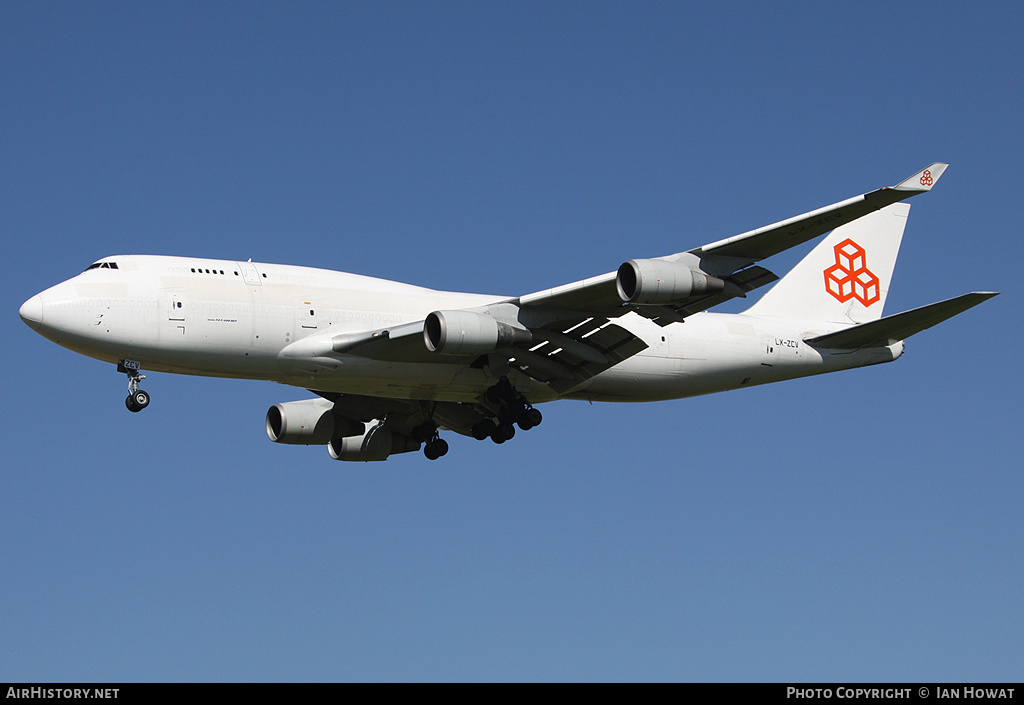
[19,295,43,329]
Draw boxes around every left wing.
[283,310,648,393]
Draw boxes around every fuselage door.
[761,334,780,367]
[168,291,185,321]
[237,261,262,286]
[301,301,318,329]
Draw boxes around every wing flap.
[546,322,649,394]
[507,320,648,392]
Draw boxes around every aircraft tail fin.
[744,202,909,324]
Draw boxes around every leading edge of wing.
[695,163,948,264]
[517,271,621,311]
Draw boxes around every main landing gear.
[423,436,449,461]
[119,360,150,413]
[470,378,543,445]
[412,421,449,461]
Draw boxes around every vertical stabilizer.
[744,202,909,324]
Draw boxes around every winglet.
[893,162,949,192]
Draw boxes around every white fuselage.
[22,255,902,404]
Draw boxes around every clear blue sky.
[2,1,1021,682]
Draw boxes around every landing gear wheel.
[482,378,541,435]
[472,420,496,441]
[515,406,542,431]
[122,362,149,412]
[423,437,449,460]
[491,423,515,444]
[126,390,150,412]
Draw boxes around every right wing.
[517,163,948,322]
[694,163,948,263]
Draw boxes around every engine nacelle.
[328,421,420,462]
[266,398,364,445]
[616,259,725,305]
[424,310,532,355]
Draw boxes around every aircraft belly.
[273,358,493,401]
[574,314,805,402]
[575,355,736,402]
[575,313,901,402]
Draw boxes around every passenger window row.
[190,267,237,276]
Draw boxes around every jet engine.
[424,310,532,355]
[328,421,420,461]
[266,398,365,445]
[616,259,725,305]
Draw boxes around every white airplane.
[19,163,996,461]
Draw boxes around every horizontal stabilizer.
[804,292,998,349]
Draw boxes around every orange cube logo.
[823,238,880,306]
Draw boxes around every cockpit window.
[84,261,118,271]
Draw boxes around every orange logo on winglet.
[824,239,880,306]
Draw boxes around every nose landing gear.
[119,360,150,413]
[126,388,150,412]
